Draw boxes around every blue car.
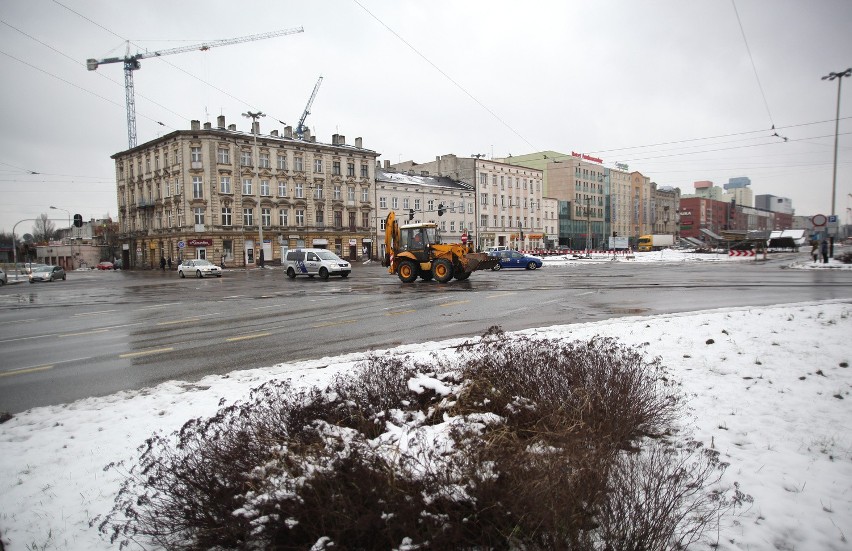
[488,250,543,270]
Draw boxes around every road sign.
[461,233,468,243]
[177,240,186,249]
[811,214,827,227]
[828,215,838,223]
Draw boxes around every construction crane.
[87,26,304,149]
[296,75,323,140]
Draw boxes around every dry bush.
[96,331,746,550]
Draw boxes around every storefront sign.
[187,238,212,246]
[571,151,604,164]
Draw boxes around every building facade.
[112,117,379,268]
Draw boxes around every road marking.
[223,295,245,299]
[387,309,416,316]
[486,292,517,299]
[312,319,356,328]
[120,347,174,358]
[157,317,200,326]
[226,332,271,342]
[73,310,118,317]
[440,300,470,307]
[60,328,110,338]
[140,302,181,310]
[0,365,54,378]
[0,318,37,326]
[253,304,281,310]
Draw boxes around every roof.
[376,168,473,192]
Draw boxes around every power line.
[731,0,779,134]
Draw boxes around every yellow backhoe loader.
[383,211,498,283]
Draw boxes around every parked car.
[29,265,67,283]
[284,248,351,279]
[488,250,543,271]
[178,259,222,278]
[96,261,114,270]
[0,267,6,285]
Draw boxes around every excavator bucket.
[462,252,499,272]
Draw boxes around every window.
[243,178,252,195]
[414,199,421,210]
[481,193,487,205]
[241,150,252,167]
[295,182,304,198]
[392,197,398,209]
[259,152,270,168]
[220,176,232,194]
[165,181,171,198]
[492,195,497,206]
[222,207,232,226]
[278,180,287,197]
[193,207,204,225]
[243,208,254,226]
[295,209,305,226]
[427,200,434,212]
[492,175,497,186]
[347,162,355,177]
[468,202,474,214]
[167,209,173,227]
[379,197,387,208]
[260,180,270,196]
[360,163,368,178]
[277,154,287,170]
[403,198,410,209]
[175,178,182,195]
[348,186,356,201]
[217,148,230,164]
[334,185,342,200]
[261,207,271,227]
[314,159,323,173]
[362,212,369,228]
[332,161,341,175]
[361,187,369,202]
[294,156,303,172]
[316,209,324,225]
[191,147,202,163]
[192,176,203,199]
[479,173,487,186]
[279,208,288,226]
[480,214,487,227]
[450,221,455,232]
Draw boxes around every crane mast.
[87,26,304,149]
[296,75,323,140]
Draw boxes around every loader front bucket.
[463,252,499,272]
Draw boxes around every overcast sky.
[1,0,850,234]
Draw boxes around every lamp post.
[50,206,72,269]
[242,111,266,266]
[822,68,852,257]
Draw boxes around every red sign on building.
[187,238,213,246]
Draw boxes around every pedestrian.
[167,256,172,270]
[810,240,819,262]
[160,256,166,271]
[821,240,829,264]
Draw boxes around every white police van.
[284,248,351,280]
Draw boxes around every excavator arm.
[384,211,400,271]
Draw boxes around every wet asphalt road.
[1,251,850,413]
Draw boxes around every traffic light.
[73,214,83,227]
[408,209,414,221]
[437,203,445,216]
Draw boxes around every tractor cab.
[399,224,441,252]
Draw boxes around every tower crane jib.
[296,75,323,140]
[87,26,305,149]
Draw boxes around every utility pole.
[822,68,851,257]
[243,111,265,266]
[585,196,592,253]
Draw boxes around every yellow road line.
[157,318,200,326]
[0,365,54,378]
[120,347,174,358]
[486,292,517,299]
[386,309,416,316]
[312,319,357,328]
[60,328,110,338]
[226,332,271,342]
[440,300,470,307]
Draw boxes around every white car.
[178,259,222,278]
[0,267,7,285]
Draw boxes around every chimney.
[191,120,201,131]
[304,128,312,141]
[284,126,293,138]
[203,122,212,129]
[421,171,429,177]
[384,160,390,169]
[408,169,415,176]
[252,121,260,135]
[355,137,362,149]
[338,135,345,145]
[376,161,381,169]
[435,156,440,161]
[310,136,316,143]
[228,124,236,131]
[270,129,279,137]
[217,115,225,129]
[331,133,339,145]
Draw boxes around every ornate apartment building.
[112,116,379,268]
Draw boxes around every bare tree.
[32,213,56,243]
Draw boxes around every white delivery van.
[284,248,352,280]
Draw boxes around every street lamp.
[50,205,72,269]
[242,111,266,266]
[822,68,852,256]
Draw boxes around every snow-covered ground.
[1,299,850,550]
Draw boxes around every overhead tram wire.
[352,0,536,152]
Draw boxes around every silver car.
[29,265,67,283]
[178,259,222,278]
